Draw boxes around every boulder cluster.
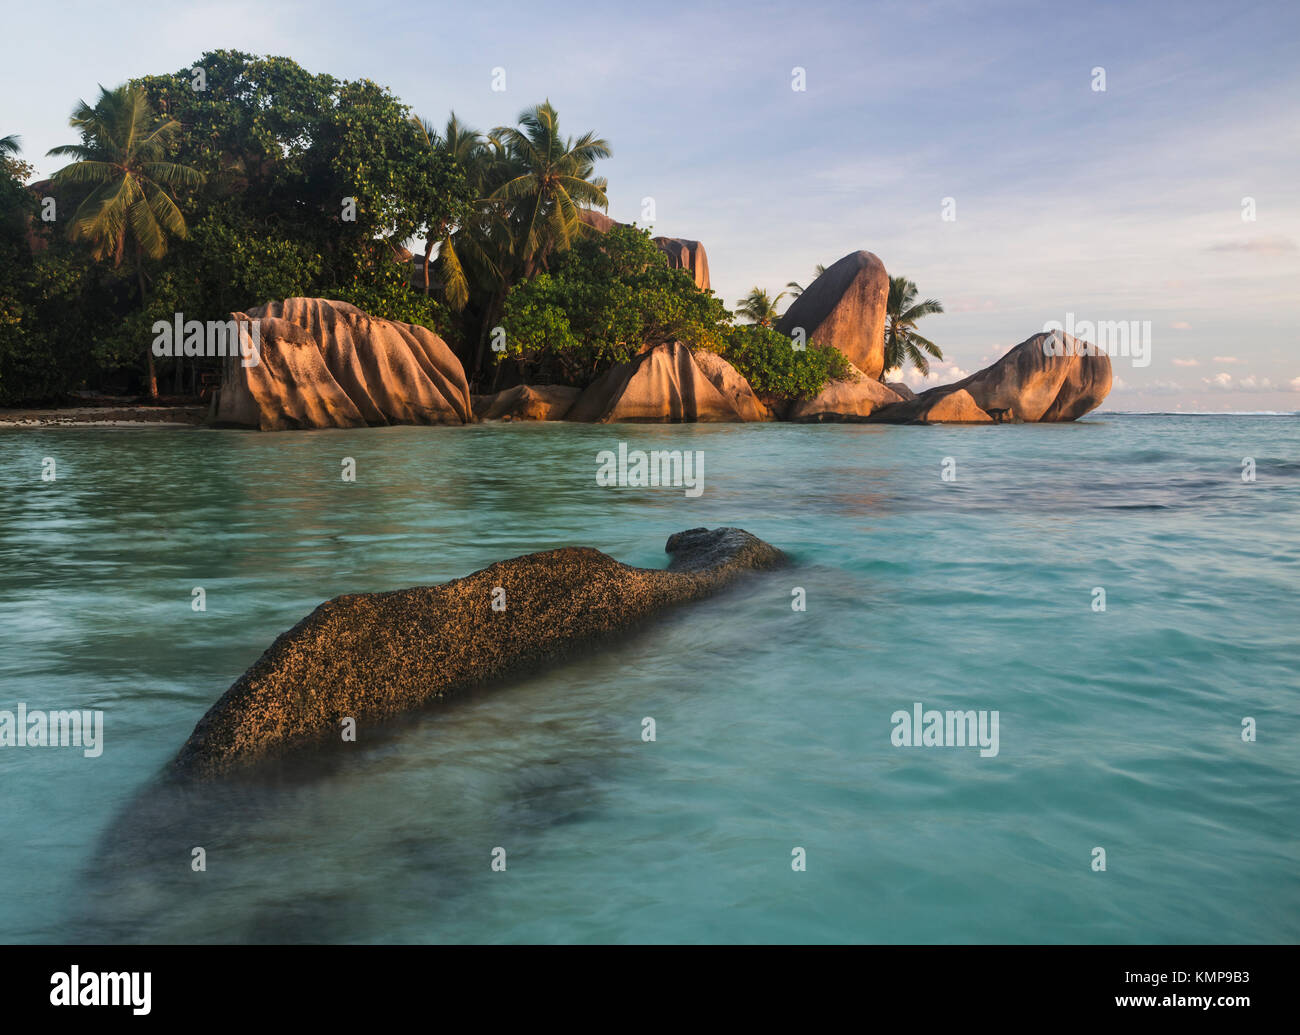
[211,245,1111,430]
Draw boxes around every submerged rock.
[170,527,785,779]
[567,341,766,423]
[776,250,890,378]
[213,298,471,430]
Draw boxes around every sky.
[2,0,1297,410]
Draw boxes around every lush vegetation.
[0,51,888,406]
[734,286,789,328]
[501,225,729,385]
[715,324,851,399]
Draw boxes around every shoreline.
[0,405,208,428]
[0,406,1291,428]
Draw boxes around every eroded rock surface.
[171,527,785,778]
[915,330,1111,422]
[787,362,903,422]
[214,298,471,430]
[474,384,581,421]
[568,342,765,423]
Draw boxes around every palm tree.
[735,287,787,327]
[882,275,944,378]
[0,134,19,158]
[411,112,486,307]
[786,263,827,298]
[489,101,611,279]
[48,84,203,397]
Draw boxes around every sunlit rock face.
[914,330,1112,422]
[214,297,471,430]
[786,361,904,422]
[776,251,889,378]
[871,387,993,424]
[652,236,711,291]
[567,341,766,423]
[474,384,582,421]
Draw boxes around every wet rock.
[170,527,786,778]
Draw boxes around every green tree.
[502,225,728,384]
[411,113,478,306]
[437,103,612,384]
[735,286,787,327]
[490,101,611,279]
[883,275,944,378]
[47,84,203,397]
[136,52,463,303]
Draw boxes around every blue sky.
[3,0,1297,410]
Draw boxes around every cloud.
[1172,358,1200,367]
[1213,356,1243,364]
[885,360,971,390]
[1207,236,1297,256]
[1291,376,1300,392]
[1202,373,1280,392]
[1170,321,1192,330]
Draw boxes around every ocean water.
[0,413,1296,944]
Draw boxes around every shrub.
[501,225,730,385]
[712,324,851,399]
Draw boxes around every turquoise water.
[1,414,1297,943]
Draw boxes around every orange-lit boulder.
[567,342,764,423]
[776,251,889,377]
[213,298,471,430]
[475,384,582,421]
[787,362,904,422]
[915,330,1112,422]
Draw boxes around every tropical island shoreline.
[2,51,1117,427]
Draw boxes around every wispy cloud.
[1207,236,1297,255]
[1202,372,1290,392]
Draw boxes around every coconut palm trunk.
[47,84,203,400]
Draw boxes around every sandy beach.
[0,405,207,427]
